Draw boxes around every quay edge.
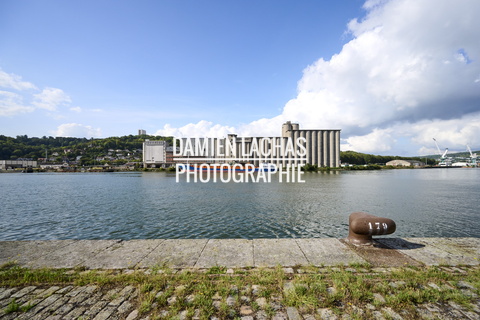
[1,237,479,269]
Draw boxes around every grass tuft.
[3,298,34,314]
[206,265,227,275]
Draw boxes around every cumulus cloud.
[155,120,236,137]
[70,106,82,113]
[156,0,480,155]
[52,123,102,138]
[33,87,72,111]
[343,128,396,153]
[0,69,72,117]
[343,112,480,154]
[0,69,37,91]
[286,0,480,136]
[409,114,480,154]
[0,70,37,116]
[0,91,35,116]
[155,117,290,138]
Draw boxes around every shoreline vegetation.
[0,162,462,174]
[0,164,444,174]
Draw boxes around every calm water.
[1,169,479,240]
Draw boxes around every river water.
[1,168,479,240]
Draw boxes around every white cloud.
[155,118,292,139]
[155,120,236,137]
[288,0,480,136]
[156,0,480,155]
[70,106,82,113]
[408,114,480,154]
[234,116,289,137]
[0,91,35,116]
[0,69,74,117]
[342,113,480,155]
[33,87,72,111]
[52,123,102,138]
[0,70,37,116]
[342,128,396,153]
[0,70,37,91]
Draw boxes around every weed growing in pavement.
[3,298,34,314]
[3,299,21,314]
[1,263,479,319]
[206,265,227,274]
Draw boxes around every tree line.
[340,150,436,165]
[1,135,436,166]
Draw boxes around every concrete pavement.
[1,237,479,269]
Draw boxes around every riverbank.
[0,164,458,174]
[1,238,479,319]
[1,238,479,269]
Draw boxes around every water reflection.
[1,169,479,240]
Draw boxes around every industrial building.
[279,121,340,167]
[207,122,341,167]
[0,160,37,170]
[144,122,341,168]
[142,140,167,168]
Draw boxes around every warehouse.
[142,140,167,168]
[0,160,37,170]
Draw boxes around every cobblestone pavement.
[1,266,479,320]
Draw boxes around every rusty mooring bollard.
[347,212,396,245]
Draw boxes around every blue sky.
[1,0,480,156]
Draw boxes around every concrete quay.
[1,237,479,269]
[1,238,479,320]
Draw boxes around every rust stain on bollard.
[347,212,396,245]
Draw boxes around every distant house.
[386,160,425,167]
[120,162,139,170]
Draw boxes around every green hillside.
[339,150,437,165]
[0,134,173,165]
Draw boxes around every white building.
[0,160,37,170]
[142,140,167,167]
[386,160,425,167]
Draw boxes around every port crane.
[467,145,477,167]
[433,138,451,166]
